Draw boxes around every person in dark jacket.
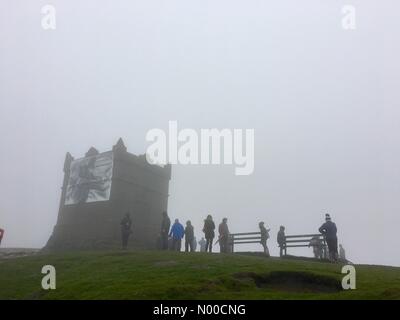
[218,218,230,253]
[202,215,215,252]
[184,220,195,252]
[318,213,338,262]
[120,212,132,250]
[160,211,171,250]
[0,228,4,246]
[169,219,185,251]
[259,222,270,257]
[277,225,286,257]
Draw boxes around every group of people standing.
[277,213,344,262]
[160,212,231,253]
[121,210,344,263]
[160,212,272,256]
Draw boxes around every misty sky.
[0,0,399,266]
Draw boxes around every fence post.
[284,237,287,256]
[323,236,328,259]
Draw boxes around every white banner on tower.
[64,151,113,205]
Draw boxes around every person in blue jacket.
[169,219,185,251]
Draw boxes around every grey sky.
[0,1,399,266]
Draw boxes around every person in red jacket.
[0,228,4,246]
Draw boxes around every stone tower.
[45,138,171,250]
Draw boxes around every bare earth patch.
[234,271,342,293]
[0,248,39,260]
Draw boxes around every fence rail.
[281,233,327,258]
[229,232,263,253]
[228,231,327,259]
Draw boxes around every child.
[309,236,323,259]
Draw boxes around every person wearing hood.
[218,218,230,253]
[259,222,270,257]
[277,226,286,257]
[202,214,215,252]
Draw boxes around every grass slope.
[0,251,399,300]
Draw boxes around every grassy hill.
[1,250,399,300]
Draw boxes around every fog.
[1,0,399,266]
